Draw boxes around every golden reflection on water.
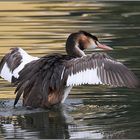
[0,1,106,50]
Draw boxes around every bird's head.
[66,30,113,57]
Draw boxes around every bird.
[0,31,139,108]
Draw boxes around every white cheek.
[89,40,97,48]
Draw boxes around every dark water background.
[0,1,140,139]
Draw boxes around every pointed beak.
[97,42,113,50]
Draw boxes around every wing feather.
[14,54,71,107]
[63,53,139,88]
[0,48,39,83]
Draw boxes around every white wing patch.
[13,48,39,78]
[0,48,39,82]
[0,63,12,82]
[18,48,39,62]
[66,68,102,86]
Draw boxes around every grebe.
[0,31,139,108]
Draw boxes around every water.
[0,0,140,139]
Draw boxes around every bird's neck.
[66,35,86,57]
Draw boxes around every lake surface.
[0,0,140,139]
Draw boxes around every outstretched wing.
[62,53,139,88]
[0,48,38,83]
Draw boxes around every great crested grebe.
[0,31,139,108]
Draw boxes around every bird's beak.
[97,42,113,50]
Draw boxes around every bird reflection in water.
[0,107,70,139]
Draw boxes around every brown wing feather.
[63,53,139,88]
[0,48,22,73]
[14,54,72,108]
